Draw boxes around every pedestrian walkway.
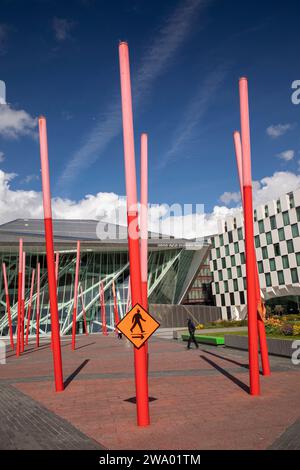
[0,334,299,449]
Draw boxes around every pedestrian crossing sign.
[116,303,160,349]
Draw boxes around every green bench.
[181,334,225,346]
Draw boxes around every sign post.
[16,238,23,357]
[238,78,260,395]
[36,262,40,348]
[25,269,35,345]
[117,304,160,349]
[72,241,81,350]
[119,41,150,426]
[38,116,64,392]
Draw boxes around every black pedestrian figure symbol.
[130,309,146,333]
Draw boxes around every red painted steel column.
[36,262,40,348]
[233,131,271,376]
[239,78,260,395]
[38,116,64,392]
[80,285,88,335]
[16,239,23,357]
[71,241,80,350]
[119,41,150,426]
[21,251,26,353]
[112,280,120,330]
[2,263,14,349]
[25,269,35,345]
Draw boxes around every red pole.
[100,281,108,335]
[36,262,40,348]
[239,78,260,395]
[140,133,149,363]
[71,241,80,350]
[21,251,26,353]
[119,41,149,426]
[112,280,120,331]
[38,116,64,392]
[25,269,35,345]
[2,263,14,349]
[16,239,23,357]
[79,285,88,335]
[233,131,271,376]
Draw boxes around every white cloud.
[0,151,5,162]
[277,149,295,161]
[219,191,241,205]
[58,0,210,187]
[266,123,294,139]
[0,104,37,139]
[53,17,75,42]
[22,174,39,184]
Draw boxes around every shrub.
[280,324,294,336]
[293,324,300,336]
[196,323,204,330]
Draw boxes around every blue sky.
[1,0,300,219]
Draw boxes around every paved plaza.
[0,334,299,450]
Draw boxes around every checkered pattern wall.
[209,189,300,320]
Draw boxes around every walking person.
[187,318,199,350]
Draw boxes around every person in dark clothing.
[187,318,199,349]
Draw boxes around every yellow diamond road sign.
[116,303,160,349]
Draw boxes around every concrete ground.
[0,334,299,450]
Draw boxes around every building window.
[211,237,215,248]
[218,270,223,281]
[237,266,242,277]
[254,209,257,222]
[215,282,220,294]
[270,215,276,230]
[274,243,281,256]
[213,259,217,270]
[224,222,227,232]
[258,220,264,234]
[291,268,299,283]
[238,227,243,240]
[228,231,233,243]
[240,252,245,264]
[227,268,232,279]
[287,239,294,254]
[234,242,239,254]
[231,255,236,267]
[258,261,264,274]
[243,277,247,290]
[222,257,226,269]
[226,306,232,320]
[278,227,285,241]
[277,199,281,213]
[292,223,299,238]
[224,280,228,293]
[239,291,245,304]
[216,247,220,258]
[283,211,290,226]
[225,245,229,256]
[233,279,238,291]
[288,192,295,209]
[282,255,289,269]
[269,258,276,271]
[230,293,235,305]
[220,234,224,246]
[296,252,300,266]
[277,270,285,285]
[266,231,272,245]
[265,273,272,287]
[233,218,237,230]
[221,294,225,306]
[255,235,260,248]
[297,207,300,222]
[264,205,269,217]
[262,247,268,259]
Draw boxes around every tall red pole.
[112,280,120,330]
[38,116,64,392]
[79,285,88,335]
[2,263,14,349]
[100,281,108,336]
[239,78,260,395]
[21,251,26,353]
[233,131,271,376]
[119,41,149,426]
[25,269,35,345]
[36,262,40,348]
[16,239,23,357]
[71,241,80,350]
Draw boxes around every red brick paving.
[1,334,300,449]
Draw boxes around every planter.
[224,334,297,358]
[181,334,225,346]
